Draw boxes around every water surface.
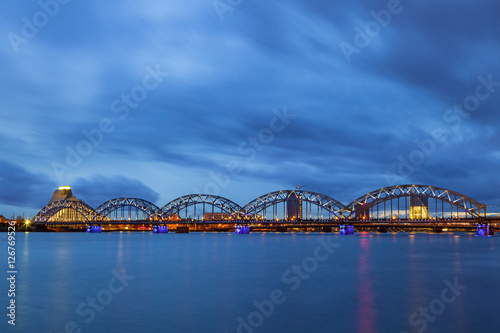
[3,232,499,333]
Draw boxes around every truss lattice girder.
[95,198,160,217]
[32,184,487,222]
[347,184,486,218]
[243,190,348,218]
[33,200,102,222]
[160,194,243,216]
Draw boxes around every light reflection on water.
[3,232,500,333]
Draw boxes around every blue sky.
[1,0,500,218]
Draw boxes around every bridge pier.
[176,226,190,233]
[434,227,443,233]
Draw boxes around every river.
[3,231,499,333]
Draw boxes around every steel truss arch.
[346,184,486,218]
[33,200,101,222]
[160,194,243,218]
[243,190,348,219]
[95,198,160,218]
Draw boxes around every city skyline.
[1,1,500,218]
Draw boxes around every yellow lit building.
[45,186,88,222]
[409,195,429,219]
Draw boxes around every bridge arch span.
[346,184,486,220]
[95,198,160,221]
[160,194,243,220]
[33,200,100,222]
[243,190,348,220]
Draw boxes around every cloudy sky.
[1,0,500,217]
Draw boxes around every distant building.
[286,194,302,220]
[410,195,429,219]
[203,212,231,221]
[354,203,369,220]
[48,186,76,203]
[43,186,88,222]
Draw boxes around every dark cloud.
[1,1,500,215]
[0,160,57,208]
[72,175,160,208]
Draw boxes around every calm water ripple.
[2,232,499,333]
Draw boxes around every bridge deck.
[30,218,498,233]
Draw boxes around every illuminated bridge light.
[86,225,102,233]
[153,225,168,233]
[235,225,250,234]
[340,224,354,235]
[476,224,491,237]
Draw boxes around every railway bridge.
[30,184,495,232]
